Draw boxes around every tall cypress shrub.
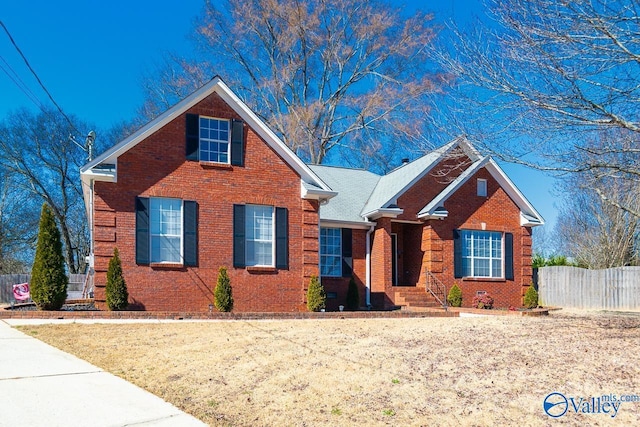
[346,276,359,311]
[214,266,233,312]
[307,275,326,312]
[31,203,67,310]
[106,247,129,310]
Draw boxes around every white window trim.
[199,116,231,164]
[245,204,275,267]
[149,198,183,264]
[462,230,504,278]
[477,178,487,197]
[320,227,342,277]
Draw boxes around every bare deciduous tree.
[0,170,35,272]
[140,0,447,165]
[436,0,640,216]
[555,176,639,268]
[0,108,90,273]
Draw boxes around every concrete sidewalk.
[0,320,206,427]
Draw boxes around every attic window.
[477,179,487,197]
[199,117,230,163]
[186,114,244,166]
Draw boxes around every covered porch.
[369,218,446,310]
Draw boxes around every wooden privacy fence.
[0,274,90,304]
[539,266,640,310]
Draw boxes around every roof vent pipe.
[401,158,409,165]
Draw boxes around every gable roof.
[418,156,491,218]
[80,76,333,196]
[311,136,544,226]
[417,155,544,225]
[361,136,480,217]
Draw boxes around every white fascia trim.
[80,79,223,173]
[320,219,376,230]
[381,139,460,209]
[419,211,449,220]
[485,159,545,226]
[214,81,332,192]
[80,168,116,183]
[456,136,483,162]
[521,212,544,227]
[80,77,332,193]
[300,180,337,200]
[363,207,404,220]
[417,157,490,218]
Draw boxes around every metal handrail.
[425,270,447,310]
[81,268,94,299]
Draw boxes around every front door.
[391,233,398,286]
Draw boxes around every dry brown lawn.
[18,310,640,426]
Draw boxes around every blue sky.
[0,0,558,233]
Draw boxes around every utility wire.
[0,54,47,112]
[0,20,82,137]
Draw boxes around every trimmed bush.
[346,277,359,311]
[106,247,129,310]
[472,293,494,309]
[307,275,326,312]
[31,203,68,310]
[214,266,234,312]
[523,285,538,309]
[447,283,462,307]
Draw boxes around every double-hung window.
[135,197,198,266]
[320,228,342,277]
[461,230,503,278]
[149,198,183,263]
[199,117,230,163]
[233,204,288,269]
[186,114,244,166]
[245,205,274,267]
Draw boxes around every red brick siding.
[357,161,533,309]
[93,93,316,312]
[428,167,532,308]
[396,153,471,220]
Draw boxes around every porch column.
[421,224,444,287]
[370,217,394,309]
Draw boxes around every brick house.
[80,77,543,312]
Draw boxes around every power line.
[0,20,82,136]
[0,54,47,112]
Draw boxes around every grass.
[18,310,640,426]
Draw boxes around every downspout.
[365,224,375,307]
[88,179,95,270]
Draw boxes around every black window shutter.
[183,201,198,266]
[341,228,352,277]
[231,119,244,166]
[135,197,150,265]
[505,232,514,280]
[453,229,462,278]
[275,207,288,269]
[233,204,246,268]
[186,114,199,161]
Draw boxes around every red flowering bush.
[472,293,494,309]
